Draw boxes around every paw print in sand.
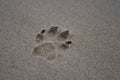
[32,26,73,61]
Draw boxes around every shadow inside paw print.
[33,26,73,61]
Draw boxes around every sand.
[0,0,120,80]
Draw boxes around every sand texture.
[0,0,120,80]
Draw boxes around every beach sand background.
[0,0,120,80]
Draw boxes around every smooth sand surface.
[0,0,120,80]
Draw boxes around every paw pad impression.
[33,26,73,61]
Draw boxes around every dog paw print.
[32,26,73,61]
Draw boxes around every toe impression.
[48,26,59,34]
[36,33,44,42]
[59,30,70,39]
[60,40,72,49]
